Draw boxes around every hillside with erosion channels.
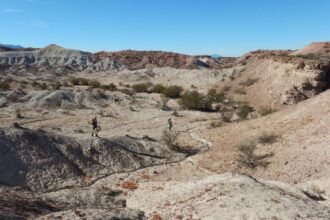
[1,42,330,219]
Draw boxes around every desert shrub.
[52,81,61,90]
[162,85,183,98]
[257,132,279,144]
[39,83,48,90]
[69,77,80,85]
[237,104,253,120]
[15,109,22,119]
[233,87,247,95]
[180,90,212,111]
[79,78,90,86]
[101,83,117,91]
[0,81,10,90]
[258,106,277,116]
[222,85,231,92]
[132,82,152,93]
[237,141,274,169]
[210,120,224,128]
[89,80,101,88]
[295,54,319,60]
[31,81,39,87]
[208,88,225,102]
[240,78,259,87]
[152,84,166,93]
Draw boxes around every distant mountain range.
[0,44,23,49]
[210,54,222,58]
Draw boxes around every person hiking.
[167,118,173,131]
[91,116,99,137]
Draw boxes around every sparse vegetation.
[162,85,183,98]
[132,82,152,93]
[257,132,279,144]
[39,83,48,90]
[208,88,225,102]
[295,53,320,60]
[52,81,61,90]
[237,140,274,169]
[222,85,231,92]
[236,104,253,120]
[180,90,212,111]
[233,87,247,95]
[101,83,117,91]
[89,80,101,88]
[240,78,259,87]
[258,106,277,116]
[152,84,166,93]
[210,120,224,128]
[15,109,22,119]
[0,81,10,90]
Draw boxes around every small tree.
[180,91,212,111]
[152,84,166,93]
[132,82,151,93]
[237,141,274,169]
[162,85,183,98]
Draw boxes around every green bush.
[0,81,10,90]
[180,90,212,111]
[52,81,61,90]
[89,80,101,88]
[163,85,183,98]
[237,104,253,120]
[152,84,166,93]
[79,78,90,86]
[132,82,152,93]
[101,83,117,91]
[69,77,80,85]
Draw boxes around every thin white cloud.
[5,8,21,13]
[31,19,47,28]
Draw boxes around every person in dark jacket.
[91,116,99,137]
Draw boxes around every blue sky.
[1,0,330,56]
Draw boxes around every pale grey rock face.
[0,44,121,72]
[0,126,186,192]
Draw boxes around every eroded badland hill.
[1,42,330,219]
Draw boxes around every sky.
[1,0,330,56]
